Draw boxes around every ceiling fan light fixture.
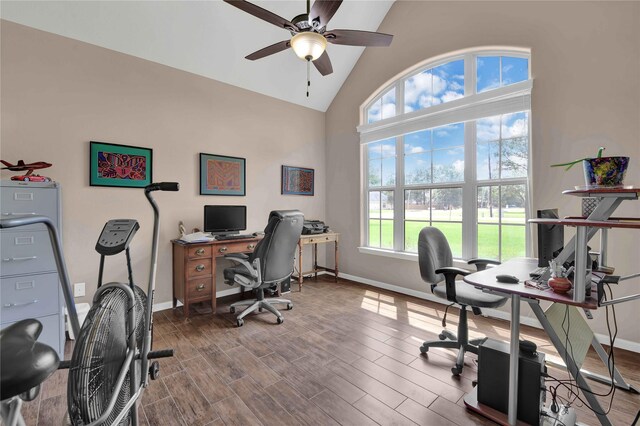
[291,31,326,61]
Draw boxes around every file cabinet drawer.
[2,313,62,357]
[186,259,212,279]
[187,278,213,299]
[1,230,56,276]
[1,187,58,230]
[1,273,60,323]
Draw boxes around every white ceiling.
[1,0,394,111]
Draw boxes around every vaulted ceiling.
[1,1,394,111]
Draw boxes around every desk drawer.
[186,259,212,279]
[187,278,212,299]
[1,273,60,323]
[1,230,56,276]
[1,188,58,230]
[215,241,257,256]
[304,234,338,244]
[187,245,211,259]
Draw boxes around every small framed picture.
[90,141,152,188]
[200,153,246,196]
[282,165,314,196]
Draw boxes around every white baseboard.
[339,272,640,353]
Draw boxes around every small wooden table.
[172,236,261,317]
[293,232,339,291]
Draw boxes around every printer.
[302,220,328,235]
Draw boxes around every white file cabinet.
[1,181,65,357]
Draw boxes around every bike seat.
[1,319,60,400]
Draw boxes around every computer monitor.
[537,208,564,267]
[204,205,246,236]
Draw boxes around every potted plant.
[551,147,629,187]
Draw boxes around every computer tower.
[477,339,546,426]
[280,277,291,294]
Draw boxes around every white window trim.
[359,48,532,260]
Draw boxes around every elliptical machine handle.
[145,182,179,192]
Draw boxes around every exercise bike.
[0,182,179,426]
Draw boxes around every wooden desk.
[172,237,260,317]
[293,232,339,291]
[462,258,630,426]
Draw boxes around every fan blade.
[245,40,291,60]
[325,29,393,47]
[309,0,342,28]
[313,51,333,76]
[224,0,297,32]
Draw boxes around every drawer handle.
[195,264,205,272]
[195,248,206,256]
[219,247,228,253]
[4,299,39,308]
[2,256,38,262]
[248,244,255,250]
[196,283,206,291]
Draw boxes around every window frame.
[358,47,532,262]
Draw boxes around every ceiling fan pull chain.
[306,59,311,97]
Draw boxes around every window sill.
[357,247,471,269]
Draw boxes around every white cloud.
[381,102,396,119]
[453,159,465,173]
[441,90,464,103]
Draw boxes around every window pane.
[432,188,462,221]
[433,147,464,183]
[368,159,381,186]
[404,221,427,252]
[368,141,382,159]
[477,116,500,143]
[369,220,380,247]
[405,152,431,184]
[501,138,528,178]
[404,70,432,113]
[502,56,528,86]
[477,186,500,224]
[381,88,396,119]
[405,190,430,220]
[367,99,382,123]
[433,222,462,258]
[380,220,394,249]
[502,225,526,259]
[477,224,500,259]
[501,184,526,224]
[381,138,396,158]
[433,123,464,149]
[369,191,380,219]
[477,56,500,93]
[405,130,430,154]
[430,59,465,105]
[502,112,528,138]
[381,191,394,219]
[477,141,499,180]
[382,157,396,186]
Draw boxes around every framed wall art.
[89,141,152,188]
[200,153,246,196]
[281,165,314,196]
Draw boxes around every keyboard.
[529,266,548,277]
[215,234,254,241]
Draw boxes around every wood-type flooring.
[21,276,640,425]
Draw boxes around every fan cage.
[68,285,146,425]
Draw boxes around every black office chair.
[223,210,303,327]
[418,227,508,375]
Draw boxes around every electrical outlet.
[74,282,86,298]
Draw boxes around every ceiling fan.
[224,0,393,92]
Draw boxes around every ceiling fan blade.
[245,40,291,60]
[224,0,297,32]
[309,0,342,28]
[325,29,393,47]
[313,51,333,76]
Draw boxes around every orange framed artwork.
[199,153,246,196]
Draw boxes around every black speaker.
[280,277,291,294]
[477,339,546,426]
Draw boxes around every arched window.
[359,48,531,261]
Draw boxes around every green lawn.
[369,220,526,261]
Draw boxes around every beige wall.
[1,21,326,306]
[325,2,640,344]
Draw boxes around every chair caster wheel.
[149,361,160,380]
[439,333,447,340]
[286,303,293,310]
[420,345,428,354]
[277,316,284,324]
[451,365,462,376]
[229,307,236,314]
[236,319,244,327]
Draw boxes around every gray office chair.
[418,227,508,375]
[223,210,303,327]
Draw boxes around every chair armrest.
[467,258,501,271]
[225,253,249,260]
[434,267,470,303]
[435,266,470,277]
